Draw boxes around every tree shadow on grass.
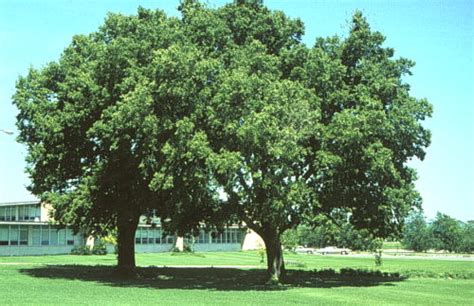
[20,265,406,291]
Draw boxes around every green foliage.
[182,244,194,253]
[460,221,474,253]
[282,221,381,251]
[188,6,432,269]
[13,1,432,277]
[373,251,383,266]
[170,247,182,253]
[401,212,473,254]
[101,233,118,254]
[71,246,92,256]
[92,242,108,255]
[281,228,300,250]
[257,248,265,263]
[337,225,379,251]
[71,243,107,255]
[431,213,463,252]
[402,211,435,252]
[13,5,222,243]
[300,224,339,248]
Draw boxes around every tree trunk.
[263,231,286,282]
[116,213,139,277]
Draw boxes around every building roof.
[0,200,40,207]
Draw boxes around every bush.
[71,245,92,255]
[182,244,194,253]
[71,243,107,255]
[170,246,181,253]
[92,242,107,255]
[374,251,383,266]
[282,221,382,251]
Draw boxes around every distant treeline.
[281,220,385,252]
[282,212,474,253]
[402,212,473,253]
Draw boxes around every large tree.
[402,211,434,252]
[14,1,431,282]
[431,212,463,252]
[176,2,432,281]
[13,6,221,275]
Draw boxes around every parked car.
[294,246,317,254]
[316,246,352,255]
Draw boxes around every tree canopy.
[13,0,432,281]
[402,211,473,253]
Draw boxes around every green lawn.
[1,252,473,305]
[383,241,403,250]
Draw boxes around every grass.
[1,251,473,305]
[383,241,403,250]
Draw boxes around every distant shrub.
[169,245,194,253]
[312,268,402,280]
[170,246,182,253]
[71,245,92,255]
[92,242,107,255]
[374,251,383,266]
[71,243,107,255]
[182,244,194,253]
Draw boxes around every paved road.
[335,253,474,261]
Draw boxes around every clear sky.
[0,0,472,221]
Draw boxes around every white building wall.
[0,245,76,256]
[0,201,255,256]
[40,203,53,222]
[241,230,265,250]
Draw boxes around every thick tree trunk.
[116,213,139,277]
[263,231,286,282]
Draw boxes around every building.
[0,201,85,256]
[0,201,261,256]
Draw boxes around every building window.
[165,235,174,244]
[0,225,8,245]
[135,228,141,244]
[9,226,19,245]
[66,228,75,245]
[0,207,5,221]
[141,229,148,244]
[18,206,26,221]
[58,229,66,245]
[18,205,39,221]
[9,206,16,221]
[197,230,209,244]
[32,226,41,245]
[135,227,168,245]
[147,229,154,244]
[41,226,50,245]
[50,228,58,246]
[1,206,17,221]
[208,228,245,244]
[155,229,162,244]
[19,227,28,245]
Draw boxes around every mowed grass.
[1,251,473,305]
[383,241,403,250]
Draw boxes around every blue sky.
[0,0,472,221]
